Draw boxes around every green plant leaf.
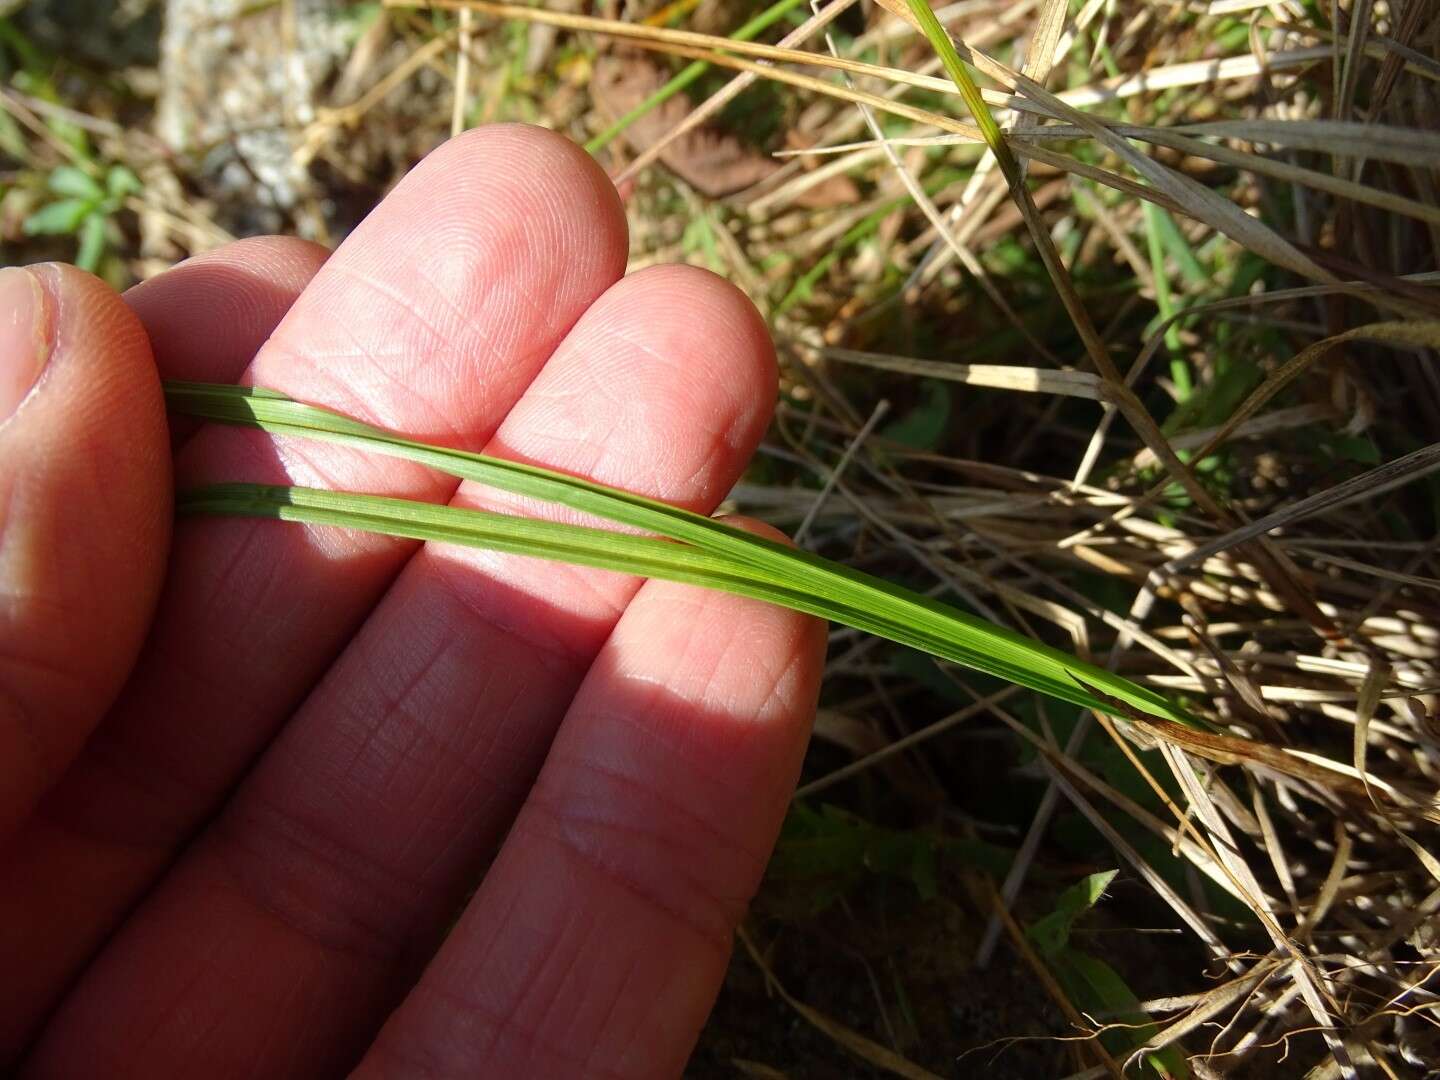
[1053,949,1190,1078]
[105,164,143,200]
[768,804,980,910]
[0,107,27,161]
[1144,201,1191,398]
[164,381,1204,729]
[1026,868,1118,957]
[47,164,104,201]
[1026,871,1191,1074]
[22,197,91,235]
[75,211,107,272]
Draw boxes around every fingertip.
[637,264,778,418]
[20,262,166,446]
[251,124,630,445]
[402,123,628,288]
[487,262,777,512]
[630,261,777,376]
[124,236,330,383]
[0,262,169,834]
[426,123,624,211]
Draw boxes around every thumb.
[0,263,170,838]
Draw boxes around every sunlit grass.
[167,379,1197,726]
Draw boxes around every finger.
[2,125,627,1063]
[0,237,326,1053]
[125,235,329,381]
[0,264,169,839]
[359,519,825,1077]
[27,267,779,1078]
[123,236,329,444]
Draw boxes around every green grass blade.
[179,483,1109,711]
[165,380,1198,727]
[1143,201,1191,398]
[900,0,1005,153]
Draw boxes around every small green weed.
[22,163,141,274]
[1028,871,1190,1077]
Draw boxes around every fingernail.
[0,266,55,422]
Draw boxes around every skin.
[0,125,825,1078]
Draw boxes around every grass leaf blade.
[166,381,1200,728]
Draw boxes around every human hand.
[1,125,825,1078]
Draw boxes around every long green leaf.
[165,381,1198,727]
[22,197,91,236]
